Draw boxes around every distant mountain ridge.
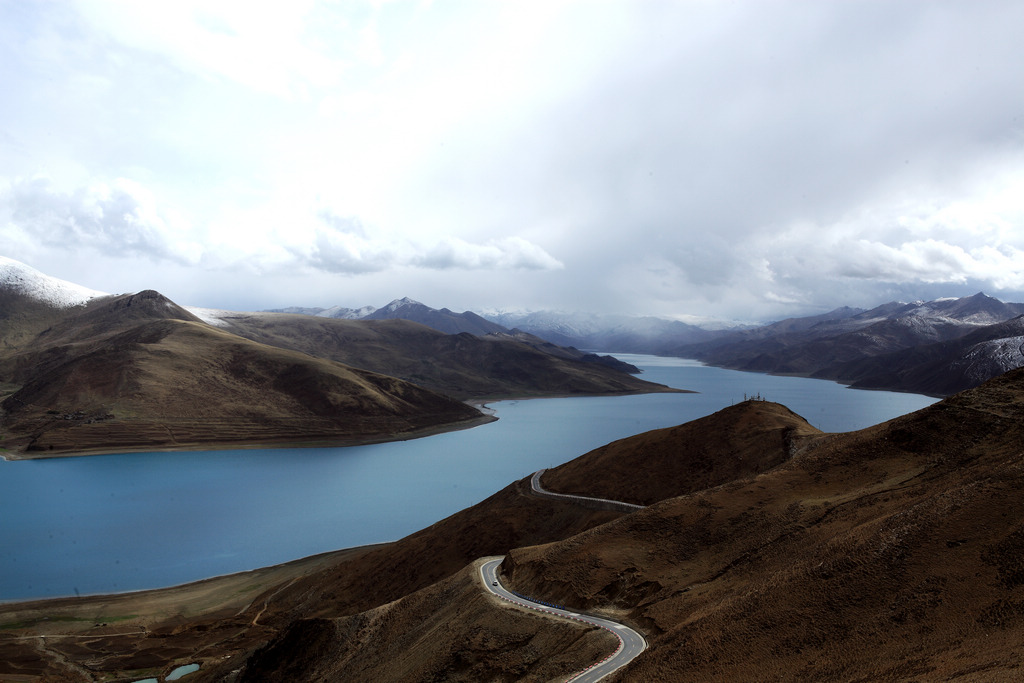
[266,297,507,336]
[263,297,643,374]
[278,292,1024,396]
[4,259,1002,405]
[676,292,1024,395]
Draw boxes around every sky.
[2,0,1023,324]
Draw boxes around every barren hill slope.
[503,368,1024,680]
[541,400,822,505]
[196,311,674,399]
[235,561,616,683]
[0,291,487,456]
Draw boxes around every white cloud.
[751,157,1024,299]
[411,236,564,271]
[70,0,344,98]
[2,176,201,265]
[309,223,395,274]
[1,174,563,281]
[832,239,1024,289]
[306,213,564,274]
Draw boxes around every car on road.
[492,581,498,586]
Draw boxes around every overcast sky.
[2,0,1023,323]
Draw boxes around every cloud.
[830,239,1024,289]
[309,220,394,275]
[70,0,344,98]
[2,176,563,282]
[753,157,1024,297]
[411,236,564,271]
[2,176,201,264]
[307,214,563,274]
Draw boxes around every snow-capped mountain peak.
[0,256,107,308]
[382,297,423,312]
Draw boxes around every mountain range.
[3,363,1023,680]
[673,292,1024,395]
[265,291,1024,397]
[0,257,675,457]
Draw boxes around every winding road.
[470,471,648,679]
[530,469,646,512]
[479,557,647,682]
[481,557,647,679]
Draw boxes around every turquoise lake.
[0,355,937,601]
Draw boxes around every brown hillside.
[0,288,97,352]
[503,367,1024,680]
[231,561,617,683]
[1,290,677,457]
[0,316,486,455]
[541,399,822,505]
[238,478,623,624]
[205,312,677,399]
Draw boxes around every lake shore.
[0,411,498,460]
[0,385,688,460]
[0,541,388,623]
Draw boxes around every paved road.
[480,557,646,682]
[530,469,645,512]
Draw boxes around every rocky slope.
[235,562,616,683]
[828,314,1024,395]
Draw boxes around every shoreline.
[0,412,498,461]
[0,541,394,608]
[1,386,688,461]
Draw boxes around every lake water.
[0,355,937,601]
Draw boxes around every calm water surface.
[0,355,936,600]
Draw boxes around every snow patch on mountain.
[966,336,1024,370]
[317,305,377,319]
[947,335,1024,386]
[184,306,236,328]
[0,255,107,308]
